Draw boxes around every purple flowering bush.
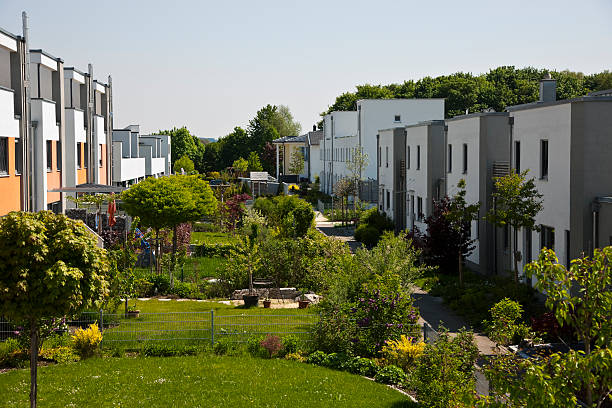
[351,289,420,356]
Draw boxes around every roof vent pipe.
[539,73,557,103]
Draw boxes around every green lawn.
[97,300,317,348]
[0,356,417,407]
[190,231,239,245]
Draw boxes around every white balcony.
[112,141,145,182]
[151,157,165,175]
[0,86,19,137]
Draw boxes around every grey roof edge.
[378,126,408,133]
[506,96,612,112]
[446,111,508,122]
[404,119,446,129]
[588,89,612,96]
[357,98,446,103]
[0,26,21,40]
[30,48,63,63]
[64,67,87,76]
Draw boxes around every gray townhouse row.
[377,76,612,280]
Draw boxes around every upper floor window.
[77,142,82,169]
[99,144,103,167]
[0,137,8,175]
[462,144,468,174]
[386,190,390,209]
[15,139,22,175]
[57,141,62,171]
[385,146,389,168]
[540,140,548,179]
[514,141,521,173]
[378,146,381,167]
[407,146,410,169]
[417,196,423,220]
[46,141,53,172]
[394,115,401,122]
[447,144,453,173]
[417,145,421,170]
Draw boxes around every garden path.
[412,287,500,356]
[314,211,362,252]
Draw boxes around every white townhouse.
[321,99,444,200]
[377,127,406,230]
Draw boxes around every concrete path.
[412,287,500,356]
[314,211,362,252]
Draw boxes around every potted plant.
[263,295,272,309]
[298,293,310,309]
[126,304,140,318]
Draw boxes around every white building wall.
[64,108,85,190]
[405,124,431,233]
[31,99,60,210]
[0,87,19,137]
[358,99,444,183]
[446,116,482,266]
[378,128,395,219]
[309,144,322,182]
[511,104,572,281]
[93,115,105,182]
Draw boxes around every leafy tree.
[333,177,354,226]
[345,148,369,210]
[486,170,543,282]
[444,179,480,286]
[288,149,304,175]
[121,175,216,280]
[525,247,612,406]
[232,157,248,177]
[0,211,109,408]
[173,155,195,174]
[247,151,263,172]
[423,197,470,275]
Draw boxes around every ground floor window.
[540,225,555,250]
[0,137,8,175]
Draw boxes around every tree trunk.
[248,264,254,296]
[513,252,519,283]
[29,320,38,408]
[170,224,177,288]
[124,298,129,317]
[458,252,464,288]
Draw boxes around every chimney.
[313,124,317,132]
[539,72,557,103]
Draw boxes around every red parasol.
[108,194,117,227]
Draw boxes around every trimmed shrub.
[343,356,379,377]
[321,352,350,369]
[354,225,380,248]
[374,365,406,385]
[71,323,102,358]
[306,350,327,365]
[280,335,300,357]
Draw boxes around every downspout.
[107,75,113,185]
[31,121,38,210]
[87,64,94,183]
[592,200,600,253]
[22,12,32,211]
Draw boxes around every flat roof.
[446,111,508,122]
[404,119,446,129]
[0,26,20,40]
[30,48,63,63]
[506,96,612,112]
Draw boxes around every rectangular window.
[385,146,389,168]
[417,145,421,170]
[504,225,510,250]
[57,141,61,171]
[540,140,548,179]
[417,197,423,221]
[462,143,468,174]
[0,137,8,175]
[410,195,415,217]
[15,138,22,175]
[378,146,381,167]
[386,190,390,210]
[99,144,103,167]
[448,144,452,173]
[565,230,570,268]
[84,142,88,169]
[525,228,532,263]
[381,189,385,209]
[540,225,555,250]
[515,141,521,172]
[394,115,401,122]
[46,140,53,172]
[407,146,410,169]
[77,142,82,168]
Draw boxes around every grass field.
[190,231,239,245]
[0,356,417,407]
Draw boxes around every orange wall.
[99,144,107,185]
[0,137,22,216]
[77,143,87,184]
[47,140,61,204]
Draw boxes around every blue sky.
[1,0,611,139]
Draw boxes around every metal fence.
[422,321,440,344]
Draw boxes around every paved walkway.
[412,287,499,356]
[314,211,362,252]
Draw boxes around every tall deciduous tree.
[0,211,109,408]
[173,155,195,174]
[444,179,480,287]
[346,147,369,210]
[486,170,543,282]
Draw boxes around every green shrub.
[374,365,406,385]
[192,243,237,258]
[411,329,478,408]
[306,350,327,365]
[484,298,532,346]
[0,338,22,366]
[280,335,300,357]
[170,281,198,299]
[321,352,350,369]
[247,336,266,358]
[40,346,78,363]
[71,323,102,358]
[253,196,314,238]
[343,357,379,377]
[146,274,171,296]
[213,338,233,356]
[359,207,394,232]
[354,225,380,247]
[142,342,198,357]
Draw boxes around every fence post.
[99,309,104,346]
[210,309,214,347]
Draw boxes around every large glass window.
[15,138,22,175]
[46,141,52,172]
[540,225,555,250]
[540,140,548,179]
[462,144,468,174]
[0,137,8,175]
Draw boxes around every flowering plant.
[381,335,425,372]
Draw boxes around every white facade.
[112,140,145,183]
[321,111,357,194]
